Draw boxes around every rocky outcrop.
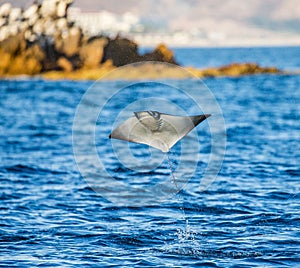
[102,39,177,67]
[0,32,44,75]
[141,44,177,64]
[188,63,282,78]
[102,37,140,67]
[0,0,177,76]
[54,27,82,57]
[40,61,284,80]
[79,37,108,69]
[0,0,78,74]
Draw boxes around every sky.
[1,0,300,45]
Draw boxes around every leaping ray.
[109,111,211,153]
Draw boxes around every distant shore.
[40,62,284,80]
[1,61,291,81]
[0,1,296,81]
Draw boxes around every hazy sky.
[1,0,299,36]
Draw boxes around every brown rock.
[217,63,281,76]
[142,43,177,64]
[54,27,82,57]
[5,54,42,75]
[194,62,282,78]
[0,41,44,75]
[218,62,257,76]
[0,32,26,55]
[21,57,42,75]
[102,37,139,67]
[25,43,45,62]
[57,57,73,72]
[0,49,11,75]
[79,37,108,68]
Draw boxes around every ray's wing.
[109,116,170,152]
[158,113,211,150]
[109,117,147,144]
[109,113,211,153]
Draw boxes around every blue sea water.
[173,46,300,71]
[0,47,300,267]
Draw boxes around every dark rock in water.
[197,62,282,77]
[102,37,140,67]
[217,62,280,75]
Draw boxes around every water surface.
[0,48,299,267]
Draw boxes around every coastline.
[1,61,293,81]
[0,1,298,81]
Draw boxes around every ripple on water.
[0,73,299,267]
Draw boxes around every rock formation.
[187,63,281,78]
[102,37,140,67]
[0,0,177,76]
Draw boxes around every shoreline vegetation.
[0,1,294,81]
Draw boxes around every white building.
[68,7,141,36]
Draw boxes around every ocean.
[1,47,299,267]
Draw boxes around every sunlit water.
[1,47,300,267]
